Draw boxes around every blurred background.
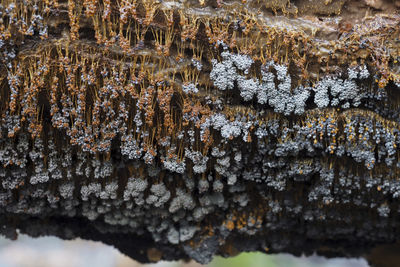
[0,234,369,267]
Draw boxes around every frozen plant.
[198,179,209,193]
[169,189,195,213]
[314,75,363,109]
[259,61,310,115]
[100,182,119,200]
[80,182,101,201]
[93,160,113,179]
[167,226,180,244]
[209,113,228,130]
[182,83,199,94]
[121,134,142,159]
[220,120,242,139]
[146,183,171,207]
[179,224,198,242]
[348,65,369,80]
[162,154,186,174]
[123,177,148,201]
[237,76,259,101]
[210,52,237,91]
[212,180,224,192]
[230,53,254,74]
[185,148,209,174]
[59,182,75,199]
[377,203,390,217]
[199,192,225,208]
[191,58,203,71]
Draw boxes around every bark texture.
[0,0,400,265]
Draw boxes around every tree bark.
[0,0,400,265]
